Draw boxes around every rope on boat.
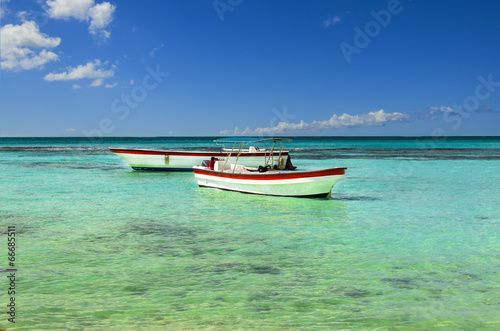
[185,176,196,186]
[36,148,109,171]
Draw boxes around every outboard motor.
[285,155,297,170]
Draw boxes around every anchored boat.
[193,138,346,198]
[109,140,293,171]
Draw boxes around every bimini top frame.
[214,137,292,172]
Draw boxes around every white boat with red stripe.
[109,139,292,171]
[193,138,346,198]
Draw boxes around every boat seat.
[249,146,257,153]
[214,160,231,171]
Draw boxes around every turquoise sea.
[1,136,499,330]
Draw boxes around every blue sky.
[1,0,500,137]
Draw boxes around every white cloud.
[429,106,454,113]
[0,21,61,71]
[88,2,115,38]
[65,128,76,131]
[220,109,410,135]
[419,106,455,120]
[105,82,117,88]
[46,0,94,20]
[45,0,115,39]
[72,84,81,89]
[89,78,102,87]
[43,59,114,82]
[310,109,408,129]
[323,15,341,27]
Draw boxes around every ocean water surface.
[1,136,499,330]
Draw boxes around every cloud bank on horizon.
[221,109,410,135]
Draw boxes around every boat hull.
[193,166,346,198]
[109,148,289,171]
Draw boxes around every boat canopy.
[215,137,292,144]
[214,137,292,172]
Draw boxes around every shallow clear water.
[1,137,499,330]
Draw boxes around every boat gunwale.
[193,166,346,180]
[109,147,289,157]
